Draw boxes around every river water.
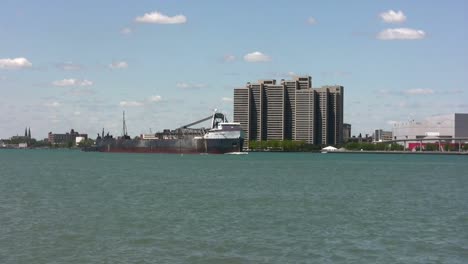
[1,150,467,263]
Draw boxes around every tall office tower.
[296,76,312,89]
[264,85,285,140]
[315,86,344,145]
[295,89,316,144]
[329,86,344,145]
[233,88,249,147]
[343,123,351,142]
[316,88,329,145]
[282,80,297,140]
[249,83,262,141]
[233,75,344,147]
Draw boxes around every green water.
[0,149,467,263]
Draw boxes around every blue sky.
[1,0,467,139]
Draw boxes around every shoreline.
[322,150,468,155]
[2,148,468,155]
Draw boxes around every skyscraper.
[343,123,352,142]
[233,76,344,148]
[315,86,344,145]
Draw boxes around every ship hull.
[95,137,243,154]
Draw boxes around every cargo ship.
[93,112,244,154]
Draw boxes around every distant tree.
[463,144,468,151]
[389,144,404,151]
[249,140,258,150]
[67,141,74,148]
[30,140,49,148]
[425,143,437,151]
[269,140,281,150]
[444,144,455,152]
[77,138,94,148]
[296,141,307,151]
[260,140,268,150]
[375,143,386,151]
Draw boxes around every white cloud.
[378,89,391,95]
[287,71,298,77]
[269,71,300,78]
[221,97,233,102]
[403,88,434,95]
[135,11,187,24]
[45,101,61,107]
[244,51,271,62]
[67,88,95,96]
[148,95,162,102]
[307,17,317,25]
[80,80,93,86]
[380,10,407,24]
[120,27,132,35]
[377,28,426,40]
[447,89,463,94]
[223,55,236,62]
[380,10,406,23]
[74,111,81,116]
[119,101,144,107]
[52,78,93,87]
[176,82,190,89]
[57,62,82,71]
[0,57,32,69]
[387,120,398,126]
[109,61,128,69]
[176,82,206,89]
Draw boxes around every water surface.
[1,150,467,263]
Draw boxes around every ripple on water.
[0,150,467,263]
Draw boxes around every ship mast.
[122,111,128,137]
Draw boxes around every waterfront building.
[374,129,393,142]
[233,75,344,148]
[315,86,344,146]
[392,113,468,148]
[295,88,316,144]
[48,129,88,145]
[233,88,249,143]
[343,123,351,142]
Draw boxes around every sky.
[1,0,467,139]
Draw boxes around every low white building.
[392,113,468,142]
[75,136,86,144]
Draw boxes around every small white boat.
[225,152,248,155]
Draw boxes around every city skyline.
[1,0,467,139]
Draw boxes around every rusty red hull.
[94,137,243,154]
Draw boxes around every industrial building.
[233,76,344,148]
[48,129,88,145]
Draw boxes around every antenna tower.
[122,111,128,137]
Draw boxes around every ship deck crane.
[179,112,228,129]
[179,115,213,129]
